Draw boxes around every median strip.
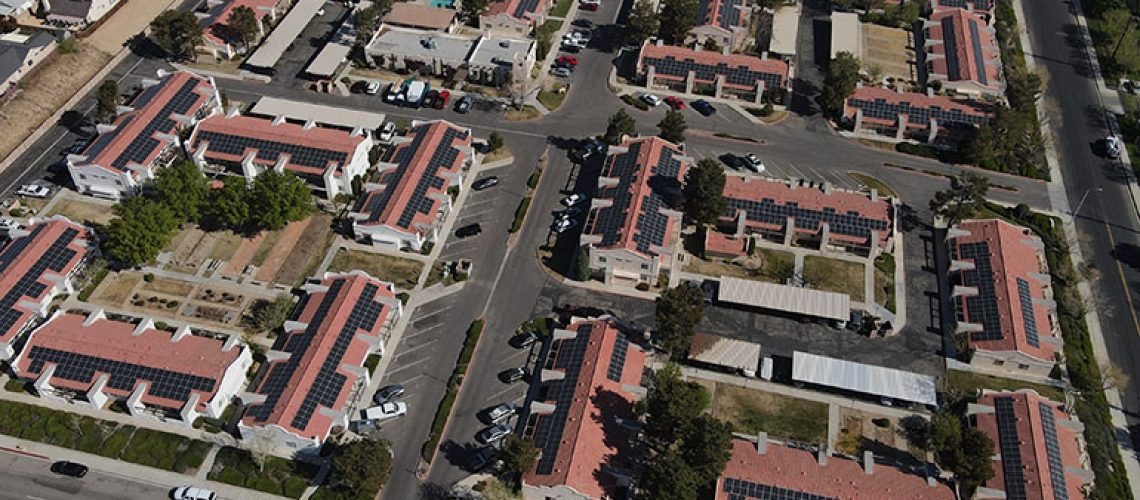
[421,319,485,463]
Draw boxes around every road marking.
[412,305,453,322]
[28,495,46,500]
[781,162,809,180]
[393,338,439,358]
[389,373,425,387]
[484,384,524,403]
[381,360,426,377]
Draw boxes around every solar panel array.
[994,397,1029,500]
[606,333,629,382]
[1016,278,1040,348]
[1038,402,1070,500]
[26,345,217,403]
[246,279,387,431]
[512,0,540,17]
[722,477,838,500]
[938,0,993,11]
[193,130,350,172]
[359,124,468,228]
[956,242,1004,342]
[940,17,962,82]
[0,226,81,338]
[969,19,988,85]
[722,195,889,243]
[532,323,593,475]
[643,55,784,89]
[111,77,203,170]
[847,97,991,128]
[590,142,683,255]
[697,0,742,29]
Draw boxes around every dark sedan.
[51,461,88,478]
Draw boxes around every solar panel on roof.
[0,226,82,338]
[1038,402,1070,500]
[957,242,1003,342]
[847,97,990,127]
[26,345,217,403]
[940,17,962,82]
[606,333,629,382]
[717,0,742,29]
[722,192,889,243]
[532,323,594,475]
[969,19,988,85]
[1016,278,1040,348]
[357,124,468,229]
[994,397,1029,500]
[722,477,838,500]
[643,55,784,90]
[588,141,685,255]
[111,77,204,170]
[513,0,540,17]
[193,130,350,172]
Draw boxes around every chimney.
[755,432,768,455]
[863,450,874,475]
[655,38,664,47]
[817,447,828,466]
[927,87,935,97]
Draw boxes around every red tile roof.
[524,318,647,498]
[15,313,244,413]
[974,390,1090,500]
[698,0,749,29]
[584,136,689,258]
[355,120,469,235]
[705,231,748,258]
[717,436,955,500]
[952,219,1058,362]
[190,114,367,177]
[241,272,397,441]
[484,0,547,20]
[0,217,91,346]
[925,8,1002,90]
[638,42,789,91]
[721,176,893,250]
[934,0,992,13]
[201,0,279,48]
[843,86,994,130]
[82,71,216,175]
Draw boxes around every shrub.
[422,319,485,463]
[636,282,651,291]
[143,273,155,282]
[510,197,532,233]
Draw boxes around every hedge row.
[208,446,319,499]
[510,197,532,234]
[421,319,486,463]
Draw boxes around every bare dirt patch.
[272,215,335,286]
[254,220,309,282]
[328,249,424,289]
[711,382,828,444]
[835,407,928,466]
[90,272,143,305]
[45,197,116,226]
[141,277,196,297]
[221,232,265,278]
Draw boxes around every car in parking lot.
[50,461,88,478]
[434,90,451,109]
[477,424,513,444]
[455,223,482,238]
[572,18,594,28]
[560,39,583,52]
[472,176,499,190]
[499,367,527,383]
[559,206,582,218]
[378,122,396,142]
[172,486,217,500]
[363,401,407,421]
[552,66,572,78]
[556,55,579,67]
[553,217,579,233]
[692,99,716,116]
[423,89,439,108]
[365,81,381,95]
[510,331,539,348]
[640,93,662,107]
[575,139,605,161]
[467,446,500,471]
[16,184,49,198]
[579,0,600,10]
[373,384,405,403]
[664,96,685,109]
[482,402,519,424]
[742,153,765,173]
[455,94,475,113]
[561,193,585,206]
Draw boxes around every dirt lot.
[709,382,828,444]
[328,249,424,289]
[44,197,117,226]
[684,247,794,284]
[803,256,866,299]
[270,215,335,286]
[90,271,143,305]
[835,407,928,466]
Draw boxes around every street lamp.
[1074,187,1104,217]
[1111,15,1140,62]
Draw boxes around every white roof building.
[716,277,850,322]
[791,351,937,406]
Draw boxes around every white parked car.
[365,81,381,95]
[16,184,49,198]
[553,218,579,233]
[172,486,217,500]
[379,121,397,142]
[363,401,408,421]
[743,153,765,173]
[561,193,585,206]
[483,402,519,424]
[1105,135,1123,159]
[640,94,662,107]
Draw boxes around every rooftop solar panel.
[193,130,350,172]
[513,0,540,17]
[956,242,1003,342]
[111,77,203,170]
[358,124,468,229]
[722,477,838,500]
[606,333,629,382]
[643,55,784,90]
[589,142,684,255]
[26,345,217,403]
[994,397,1029,500]
[969,19,988,85]
[940,17,962,82]
[532,323,594,475]
[722,194,889,242]
[0,226,81,338]
[1038,402,1070,500]
[1016,278,1040,348]
[847,97,991,128]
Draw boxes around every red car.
[579,0,599,10]
[664,96,685,109]
[435,90,451,109]
[556,55,579,67]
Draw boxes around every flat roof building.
[637,40,789,103]
[239,272,403,456]
[948,219,1061,377]
[716,277,851,322]
[921,7,1003,97]
[352,120,472,252]
[690,333,762,376]
[188,112,373,201]
[13,311,252,425]
[248,97,386,132]
[968,390,1093,499]
[842,85,993,143]
[366,28,536,87]
[717,434,954,499]
[767,4,799,58]
[382,3,458,32]
[68,70,222,200]
[523,317,647,499]
[933,0,993,16]
[719,175,894,256]
[0,217,93,360]
[581,136,690,287]
[244,0,324,71]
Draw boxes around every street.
[0,450,171,500]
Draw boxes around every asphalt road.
[1023,0,1140,450]
[0,450,171,500]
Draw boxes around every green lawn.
[946,370,1065,402]
[549,0,573,17]
[803,256,865,299]
[209,446,319,499]
[537,86,567,111]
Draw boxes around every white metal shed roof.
[830,12,862,60]
[246,0,326,69]
[249,97,386,130]
[792,351,937,405]
[769,5,801,57]
[717,277,850,321]
[690,334,761,373]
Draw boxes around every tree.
[150,10,203,61]
[487,131,505,152]
[205,177,250,230]
[658,0,699,44]
[639,449,702,500]
[328,439,394,496]
[498,435,539,490]
[102,197,180,266]
[818,51,860,119]
[626,0,660,43]
[604,109,637,145]
[460,0,490,25]
[929,172,989,226]
[957,428,996,490]
[247,170,314,231]
[95,80,118,122]
[683,414,733,482]
[702,36,721,52]
[247,294,294,332]
[654,282,706,358]
[657,109,687,143]
[226,5,260,51]
[682,158,726,226]
[575,249,592,281]
[354,0,392,46]
[154,161,209,222]
[962,105,1044,178]
[639,364,711,448]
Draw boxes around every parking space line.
[389,373,425,387]
[381,360,427,378]
[799,163,829,182]
[779,161,808,180]
[393,338,439,358]
[484,384,525,404]
[412,305,452,322]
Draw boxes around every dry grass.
[946,370,1065,402]
[712,383,829,444]
[684,247,793,284]
[848,172,899,198]
[802,256,865,299]
[504,106,541,121]
[273,215,335,286]
[142,277,195,297]
[484,147,513,164]
[758,110,788,124]
[183,58,242,75]
[249,229,284,268]
[92,272,142,305]
[208,231,245,261]
[328,249,424,289]
[44,198,116,226]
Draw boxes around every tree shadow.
[589,386,636,493]
[1112,242,1140,270]
[418,482,452,500]
[439,439,485,472]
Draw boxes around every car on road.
[579,0,600,10]
[552,67,573,78]
[16,184,49,198]
[378,122,397,142]
[363,401,408,421]
[510,331,539,348]
[556,55,579,67]
[561,193,585,206]
[473,176,500,190]
[692,99,716,116]
[553,217,579,233]
[572,18,594,28]
[575,139,605,161]
[373,384,405,403]
[365,81,381,95]
[640,93,662,107]
[664,96,685,109]
[434,90,451,109]
[1105,135,1123,158]
[172,486,217,500]
[742,153,765,173]
[476,424,513,444]
[482,402,519,424]
[499,367,527,383]
[316,7,325,15]
[455,94,475,113]
[455,223,482,238]
[467,446,500,471]
[50,461,88,478]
